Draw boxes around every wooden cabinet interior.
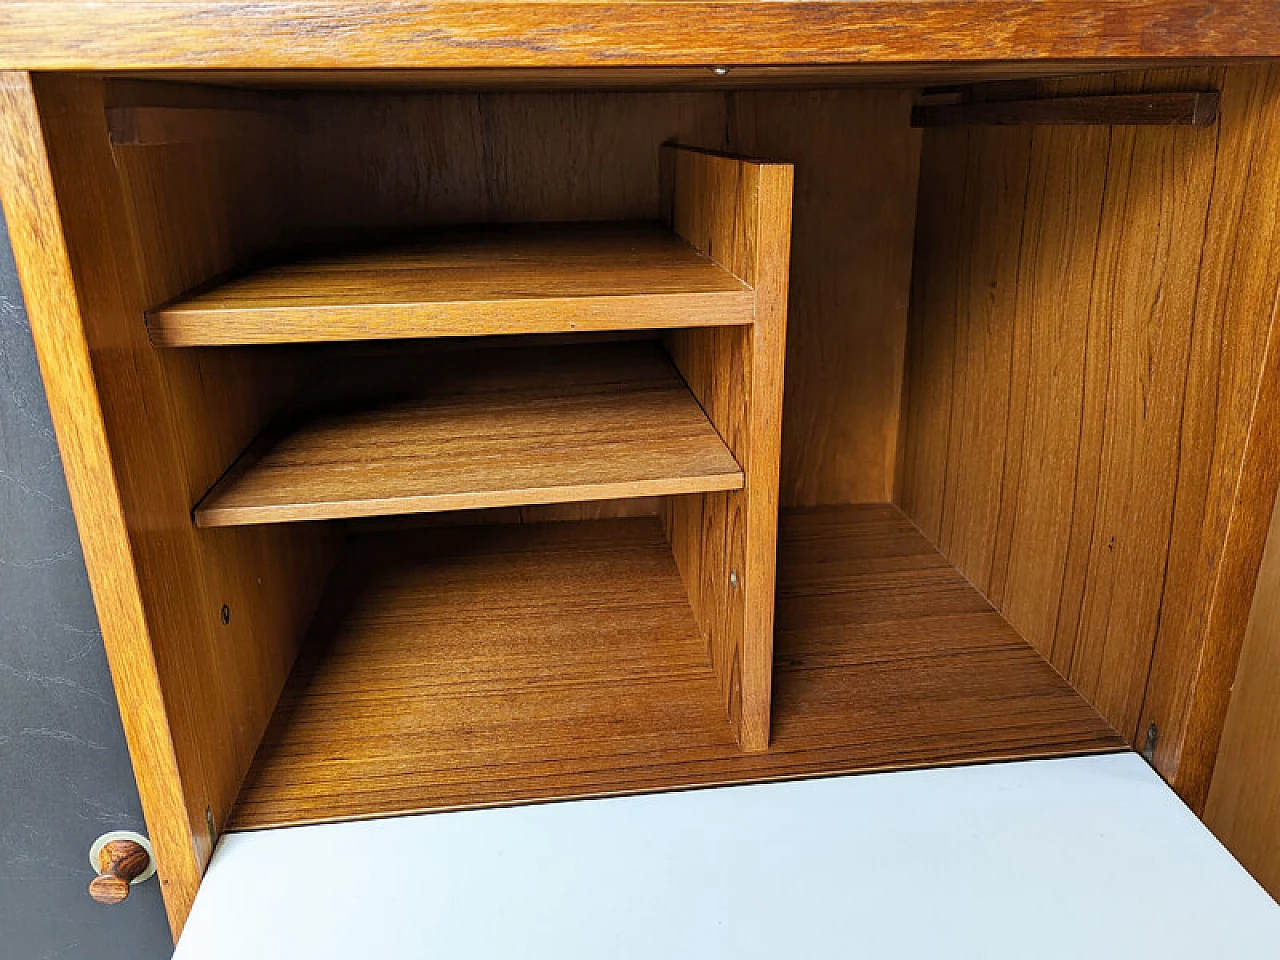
[3,63,1280,935]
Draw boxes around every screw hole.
[220,605,230,626]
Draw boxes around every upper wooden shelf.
[228,504,1122,832]
[147,222,754,347]
[194,340,743,527]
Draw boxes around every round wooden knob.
[89,837,152,905]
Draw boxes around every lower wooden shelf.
[228,503,1123,832]
[195,340,743,527]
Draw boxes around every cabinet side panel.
[2,74,339,934]
[662,147,792,751]
[0,70,198,936]
[1205,485,1280,902]
[898,65,1280,798]
[1138,64,1280,809]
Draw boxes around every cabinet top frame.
[1,1,1278,72]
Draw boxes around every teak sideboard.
[3,1,1280,942]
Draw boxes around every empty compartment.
[230,514,736,829]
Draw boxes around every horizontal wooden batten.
[195,341,743,527]
[147,221,755,346]
[102,62,1217,92]
[106,105,295,146]
[911,91,1220,127]
[228,504,1123,831]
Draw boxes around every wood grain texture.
[1135,64,1280,809]
[911,91,1220,127]
[0,83,929,932]
[88,840,152,905]
[107,104,295,146]
[896,66,1280,797]
[292,90,728,235]
[0,74,337,936]
[661,146,793,751]
[293,88,917,505]
[727,90,921,504]
[1205,486,1280,902]
[0,70,196,929]
[196,341,743,526]
[148,222,753,346]
[1,2,1279,70]
[228,506,1122,832]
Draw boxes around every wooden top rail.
[1,1,1278,71]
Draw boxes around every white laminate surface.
[174,753,1280,958]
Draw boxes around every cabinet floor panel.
[229,517,738,830]
[228,506,1123,832]
[147,221,755,346]
[767,504,1123,769]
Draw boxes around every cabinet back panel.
[729,91,921,504]
[898,64,1280,807]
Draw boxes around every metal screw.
[220,604,230,625]
[710,66,731,76]
[205,806,216,846]
[1142,721,1159,763]
[729,570,740,589]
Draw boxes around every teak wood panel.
[229,507,1122,832]
[292,90,729,235]
[294,88,918,505]
[195,341,743,526]
[0,74,337,935]
[1206,486,1280,903]
[660,146,792,751]
[1,2,1278,69]
[727,90,921,504]
[897,64,1280,809]
[106,104,298,146]
[1135,65,1280,813]
[147,222,754,346]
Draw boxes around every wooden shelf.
[228,504,1123,832]
[147,221,755,346]
[195,341,744,527]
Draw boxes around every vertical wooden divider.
[659,145,793,751]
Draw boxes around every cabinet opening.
[53,65,1280,865]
